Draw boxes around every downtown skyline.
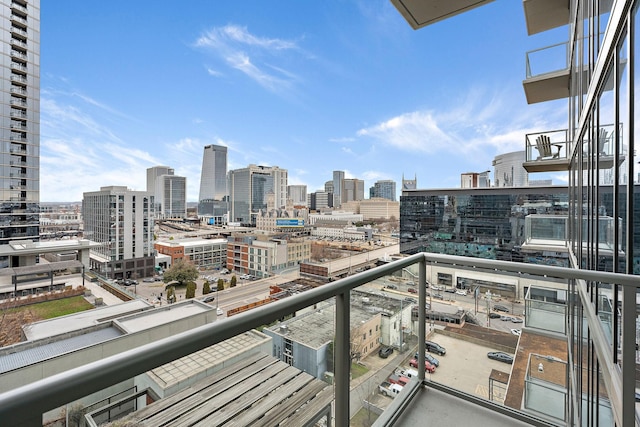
[40,1,568,202]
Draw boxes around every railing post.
[418,257,426,381]
[621,284,636,426]
[335,290,350,426]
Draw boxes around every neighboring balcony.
[522,214,621,256]
[523,0,570,35]
[0,253,637,426]
[523,129,570,172]
[523,124,624,173]
[523,42,570,104]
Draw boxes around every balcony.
[522,42,570,104]
[10,26,27,37]
[389,0,494,29]
[522,0,570,36]
[523,128,570,172]
[0,253,638,426]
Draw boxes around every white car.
[455,289,467,296]
[217,308,224,316]
[510,329,521,336]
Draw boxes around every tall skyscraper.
[198,144,228,218]
[332,171,344,207]
[228,165,287,224]
[369,180,397,201]
[147,166,186,219]
[341,178,364,203]
[287,185,307,206]
[1,0,40,267]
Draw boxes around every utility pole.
[486,290,492,327]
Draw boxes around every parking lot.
[421,334,514,401]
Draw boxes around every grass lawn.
[6,296,94,319]
[351,362,369,379]
[350,406,379,426]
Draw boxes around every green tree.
[203,281,211,295]
[230,275,237,288]
[217,278,225,291]
[166,286,175,303]
[163,259,199,287]
[185,282,196,299]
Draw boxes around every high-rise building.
[492,151,528,187]
[332,171,344,207]
[308,191,332,211]
[402,174,417,190]
[0,0,40,267]
[82,186,155,279]
[369,180,397,201]
[228,165,287,225]
[287,184,307,206]
[198,144,228,220]
[341,178,364,203]
[146,166,186,219]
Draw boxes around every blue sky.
[40,1,569,202]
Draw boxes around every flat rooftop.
[23,299,152,340]
[147,330,271,390]
[116,300,212,333]
[107,352,332,427]
[268,300,376,349]
[0,324,123,375]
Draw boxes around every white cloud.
[195,24,302,94]
[356,88,566,166]
[329,136,355,143]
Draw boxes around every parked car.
[415,352,440,367]
[510,329,522,336]
[433,293,444,300]
[425,340,446,356]
[455,289,467,296]
[403,297,417,304]
[378,346,394,359]
[388,374,410,387]
[444,288,456,293]
[407,287,417,294]
[409,358,436,373]
[493,304,510,312]
[396,367,419,379]
[379,381,403,398]
[487,351,514,364]
[386,284,398,290]
[143,278,155,283]
[489,312,502,319]
[510,317,524,323]
[500,315,512,321]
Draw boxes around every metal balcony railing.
[0,253,638,426]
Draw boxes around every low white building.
[308,211,363,225]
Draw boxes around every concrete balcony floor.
[394,385,536,427]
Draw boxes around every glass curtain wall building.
[198,144,228,219]
[400,186,570,265]
[0,0,40,267]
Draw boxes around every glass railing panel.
[524,129,569,162]
[524,354,567,422]
[525,298,567,334]
[524,215,568,245]
[525,41,569,79]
